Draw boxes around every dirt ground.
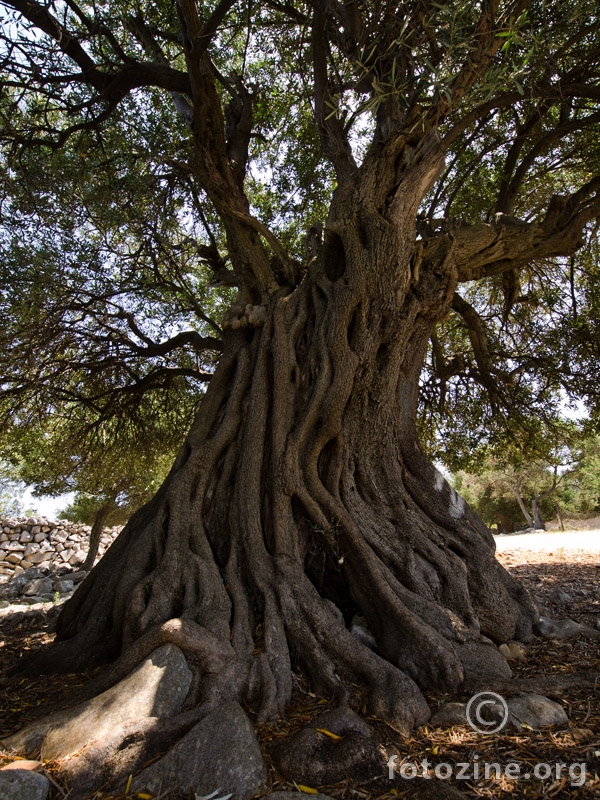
[0,530,599,799]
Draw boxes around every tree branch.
[497,109,600,215]
[198,0,240,54]
[451,293,499,408]
[125,330,223,358]
[421,193,600,283]
[311,3,356,181]
[5,0,190,100]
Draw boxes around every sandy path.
[493,528,600,553]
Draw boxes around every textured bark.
[513,479,535,528]
[10,143,539,735]
[531,497,546,531]
[82,500,114,572]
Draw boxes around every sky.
[21,488,74,519]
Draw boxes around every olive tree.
[2,0,600,737]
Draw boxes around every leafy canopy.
[1,0,600,487]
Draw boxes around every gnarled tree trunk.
[13,141,538,734]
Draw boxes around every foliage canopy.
[2,0,600,744]
[1,0,599,485]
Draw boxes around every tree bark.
[531,496,546,531]
[82,500,115,572]
[555,502,565,531]
[10,142,538,734]
[513,479,534,528]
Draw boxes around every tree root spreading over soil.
[0,545,598,799]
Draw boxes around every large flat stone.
[131,702,267,800]
[538,617,600,640]
[2,644,191,758]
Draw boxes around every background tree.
[2,0,600,745]
[565,434,600,517]
[0,462,30,517]
[455,430,600,530]
[1,402,184,568]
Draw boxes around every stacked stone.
[0,517,120,583]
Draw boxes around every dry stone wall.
[0,517,120,583]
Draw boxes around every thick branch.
[126,13,194,124]
[175,0,278,294]
[422,197,600,283]
[113,315,223,356]
[129,332,222,358]
[5,0,190,99]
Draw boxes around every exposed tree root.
[463,670,600,697]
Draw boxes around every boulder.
[534,617,600,640]
[0,568,44,599]
[131,702,266,800]
[270,706,383,786]
[430,702,468,727]
[53,579,74,594]
[507,694,568,730]
[2,644,192,758]
[549,589,573,603]
[22,578,53,597]
[0,770,49,800]
[68,550,86,566]
[28,552,52,564]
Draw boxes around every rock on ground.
[499,642,526,661]
[548,589,573,603]
[131,701,267,800]
[507,693,568,730]
[270,706,385,786]
[0,769,49,800]
[1,644,192,758]
[534,617,600,639]
[267,795,336,800]
[430,702,468,727]
[429,692,568,733]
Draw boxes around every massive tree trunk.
[12,141,538,733]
